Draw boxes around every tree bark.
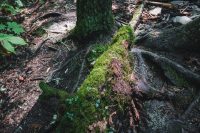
[141,17,200,52]
[73,0,114,39]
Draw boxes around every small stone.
[149,7,162,16]
[18,76,25,82]
[172,16,192,25]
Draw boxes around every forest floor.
[0,0,200,133]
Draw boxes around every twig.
[72,46,92,92]
[115,19,128,25]
[30,77,44,81]
[33,38,49,55]
[131,100,140,121]
[46,49,85,83]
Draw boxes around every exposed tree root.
[131,48,175,100]
[132,48,200,88]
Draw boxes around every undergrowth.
[0,0,26,55]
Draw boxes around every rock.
[149,7,162,16]
[172,16,192,25]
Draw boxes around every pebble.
[172,16,192,25]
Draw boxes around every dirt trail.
[0,5,77,132]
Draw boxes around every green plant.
[0,34,26,53]
[0,22,26,54]
[6,22,25,35]
[0,3,17,14]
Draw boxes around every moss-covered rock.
[39,82,68,102]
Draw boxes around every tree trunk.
[141,17,200,52]
[73,0,114,39]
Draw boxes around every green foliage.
[15,0,24,7]
[0,3,17,14]
[0,1,26,54]
[0,0,25,14]
[0,22,26,54]
[7,22,25,35]
[0,34,26,53]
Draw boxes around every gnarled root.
[132,48,200,88]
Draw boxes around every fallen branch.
[145,1,175,9]
[129,4,144,30]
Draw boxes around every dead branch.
[145,1,175,9]
[129,4,144,30]
[131,100,140,121]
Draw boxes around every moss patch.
[39,82,68,102]
[86,44,109,66]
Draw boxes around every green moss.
[165,66,189,87]
[112,25,135,44]
[39,82,68,102]
[57,26,134,132]
[87,44,109,65]
[80,26,133,91]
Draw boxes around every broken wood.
[146,1,175,9]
